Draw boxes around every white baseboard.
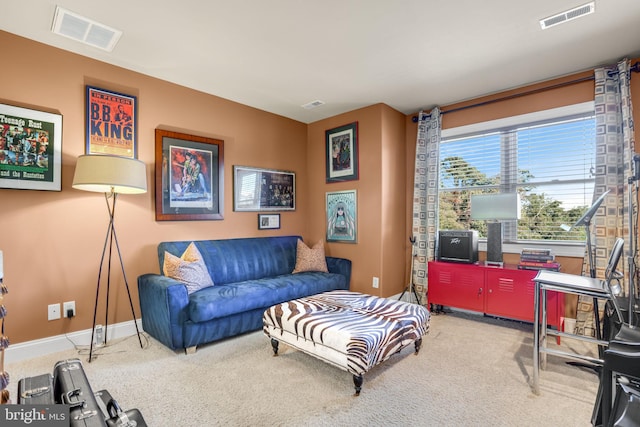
[5,319,143,364]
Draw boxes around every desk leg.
[542,286,548,370]
[533,280,540,395]
[592,297,604,359]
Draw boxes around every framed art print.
[155,129,224,221]
[326,189,357,243]
[86,86,137,158]
[233,166,295,211]
[0,103,62,191]
[326,122,358,183]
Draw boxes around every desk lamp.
[470,193,521,266]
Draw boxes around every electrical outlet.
[94,324,104,347]
[372,277,379,288]
[63,301,76,318]
[48,303,61,321]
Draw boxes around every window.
[438,102,595,243]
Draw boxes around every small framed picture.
[326,189,357,243]
[258,213,280,230]
[326,122,358,183]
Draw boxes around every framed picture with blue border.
[325,122,358,183]
[155,129,224,221]
[326,189,357,243]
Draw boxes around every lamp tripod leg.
[110,224,144,349]
[89,192,144,363]
[89,193,115,362]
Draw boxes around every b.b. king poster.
[0,103,62,191]
[86,86,137,158]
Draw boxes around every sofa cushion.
[292,239,328,273]
[163,242,214,294]
[187,272,346,323]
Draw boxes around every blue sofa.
[137,235,351,352]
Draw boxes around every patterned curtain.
[411,108,441,303]
[575,58,636,337]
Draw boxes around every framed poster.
[258,213,281,230]
[0,103,62,191]
[155,129,224,221]
[326,122,358,183]
[233,166,295,211]
[326,189,357,243]
[86,86,137,158]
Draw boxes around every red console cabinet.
[428,262,484,312]
[428,261,563,329]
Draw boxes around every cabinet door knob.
[478,287,483,295]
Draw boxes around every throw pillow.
[292,239,329,273]
[163,242,214,294]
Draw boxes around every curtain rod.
[412,62,640,122]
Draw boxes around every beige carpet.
[6,311,599,426]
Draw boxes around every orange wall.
[306,104,407,297]
[0,31,309,344]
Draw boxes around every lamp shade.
[471,193,521,220]
[72,154,147,194]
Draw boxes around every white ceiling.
[2,1,640,124]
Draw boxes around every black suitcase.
[94,389,115,421]
[95,388,148,427]
[53,358,107,427]
[17,373,54,404]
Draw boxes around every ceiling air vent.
[540,2,595,30]
[51,6,122,52]
[301,100,325,110]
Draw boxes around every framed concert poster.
[326,189,357,243]
[155,129,224,221]
[325,122,358,183]
[86,86,137,158]
[0,103,62,191]
[233,166,295,211]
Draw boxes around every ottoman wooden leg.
[353,374,363,396]
[270,338,279,356]
[414,338,423,355]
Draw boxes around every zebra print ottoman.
[262,290,430,395]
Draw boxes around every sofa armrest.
[326,257,352,289]
[137,273,189,350]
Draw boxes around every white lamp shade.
[72,154,147,194]
[471,193,521,220]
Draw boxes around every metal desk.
[533,270,611,395]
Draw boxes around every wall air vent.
[301,100,325,110]
[540,2,595,30]
[51,6,122,52]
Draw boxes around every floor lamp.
[72,154,147,362]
